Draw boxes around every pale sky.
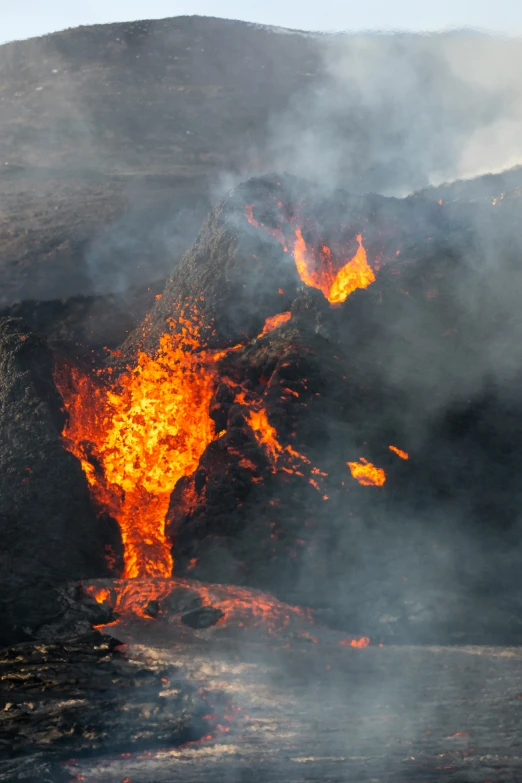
[1,0,522,44]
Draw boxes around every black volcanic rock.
[181,605,224,629]
[0,631,210,780]
[156,173,522,643]
[0,281,164,351]
[2,18,522,306]
[0,318,122,646]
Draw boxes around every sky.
[1,0,522,44]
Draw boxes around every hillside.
[0,16,324,302]
[2,16,522,305]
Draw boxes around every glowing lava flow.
[389,445,409,460]
[328,234,375,304]
[237,390,308,472]
[85,577,313,635]
[234,389,328,496]
[347,458,386,487]
[294,229,374,304]
[56,309,218,578]
[85,577,371,649]
[245,204,375,304]
[258,311,292,337]
[339,636,370,648]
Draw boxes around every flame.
[388,445,409,460]
[347,458,386,487]
[258,311,291,337]
[56,309,218,579]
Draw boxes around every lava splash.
[347,458,386,487]
[293,229,374,304]
[246,204,375,304]
[56,309,218,579]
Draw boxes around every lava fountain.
[293,229,374,304]
[55,308,218,579]
[245,204,375,304]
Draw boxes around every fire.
[347,458,386,487]
[258,311,291,337]
[56,309,218,579]
[388,445,409,460]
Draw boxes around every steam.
[215,31,522,198]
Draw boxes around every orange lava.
[92,587,111,604]
[328,235,375,304]
[246,205,375,305]
[84,577,313,636]
[258,311,292,337]
[242,400,284,465]
[294,229,374,304]
[388,445,409,460]
[293,228,331,294]
[347,458,386,487]
[235,390,323,489]
[56,309,218,579]
[339,636,370,648]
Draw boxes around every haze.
[2,0,522,44]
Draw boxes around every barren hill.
[2,16,522,307]
[0,16,323,302]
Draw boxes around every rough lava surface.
[0,318,121,644]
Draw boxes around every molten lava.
[85,577,313,636]
[258,311,292,337]
[242,400,284,465]
[245,204,375,304]
[339,636,370,648]
[56,310,218,579]
[294,230,374,304]
[347,458,386,487]
[234,389,325,490]
[389,445,409,460]
[328,234,375,303]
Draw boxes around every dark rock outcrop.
[0,631,210,781]
[0,280,164,352]
[153,174,522,643]
[0,318,121,645]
